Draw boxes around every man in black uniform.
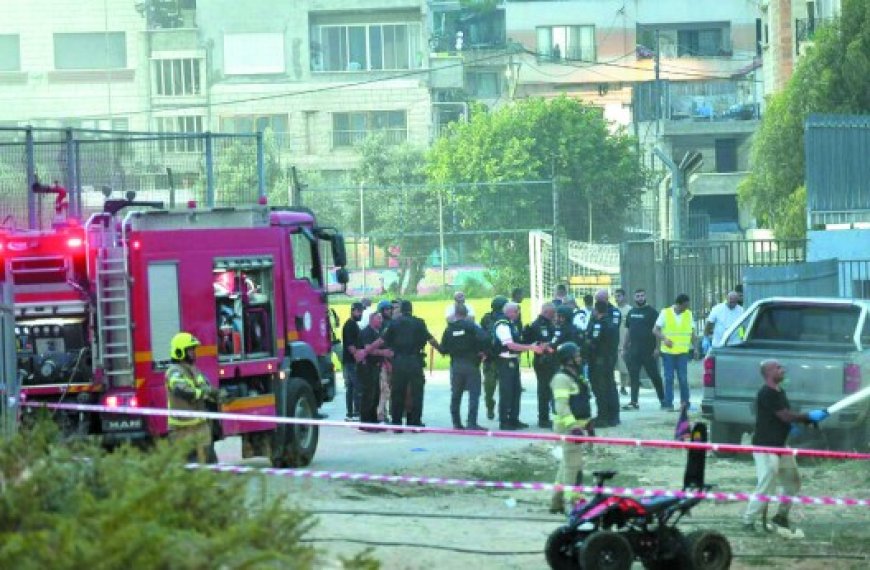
[383,300,440,427]
[742,360,829,532]
[585,301,620,427]
[341,302,364,420]
[440,304,487,430]
[480,296,509,420]
[355,312,392,429]
[552,305,587,419]
[622,288,665,410]
[596,290,622,425]
[524,302,557,428]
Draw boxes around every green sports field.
[330,298,534,370]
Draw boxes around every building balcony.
[688,171,746,197]
[149,28,200,51]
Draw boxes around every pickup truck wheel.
[271,378,319,468]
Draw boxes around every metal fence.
[621,238,807,321]
[0,127,265,230]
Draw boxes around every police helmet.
[556,305,574,320]
[491,295,509,312]
[557,342,580,366]
[170,332,200,361]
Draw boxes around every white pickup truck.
[701,297,870,451]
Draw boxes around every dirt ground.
[254,406,869,569]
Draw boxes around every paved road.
[216,364,704,472]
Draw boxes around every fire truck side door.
[147,262,181,366]
[288,230,329,356]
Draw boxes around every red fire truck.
[1,192,347,467]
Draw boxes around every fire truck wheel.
[271,377,319,468]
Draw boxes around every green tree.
[739,0,870,238]
[426,96,646,289]
[213,129,288,206]
[351,135,435,296]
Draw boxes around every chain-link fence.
[302,181,556,296]
[0,127,265,230]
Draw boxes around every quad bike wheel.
[641,527,685,570]
[578,531,633,570]
[680,530,732,570]
[545,525,581,570]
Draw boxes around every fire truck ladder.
[86,215,134,387]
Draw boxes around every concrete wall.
[808,229,870,261]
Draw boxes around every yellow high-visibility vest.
[661,307,693,355]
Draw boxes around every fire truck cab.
[3,199,347,467]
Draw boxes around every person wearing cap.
[341,302,364,421]
[383,300,441,427]
[376,300,395,423]
[445,290,476,323]
[166,332,221,463]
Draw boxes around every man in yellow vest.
[165,332,221,463]
[549,342,592,514]
[653,294,699,412]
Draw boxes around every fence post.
[551,177,558,284]
[438,189,446,292]
[25,127,36,229]
[64,128,77,219]
[205,132,215,207]
[74,140,83,219]
[256,132,266,200]
[1,272,19,437]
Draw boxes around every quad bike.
[545,423,732,570]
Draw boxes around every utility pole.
[654,29,661,137]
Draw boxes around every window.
[715,139,738,173]
[467,71,501,97]
[0,34,20,71]
[153,58,202,96]
[155,115,204,152]
[213,258,275,361]
[220,114,288,134]
[637,23,730,58]
[224,33,285,75]
[54,32,126,70]
[332,111,407,147]
[312,23,421,71]
[536,25,595,62]
[290,231,322,288]
[752,305,860,344]
[677,29,724,57]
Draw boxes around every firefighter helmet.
[557,342,580,366]
[171,332,200,360]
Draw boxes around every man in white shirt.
[445,290,476,322]
[494,302,545,430]
[705,291,744,349]
[359,297,373,328]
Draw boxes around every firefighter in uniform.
[549,342,592,514]
[165,332,221,463]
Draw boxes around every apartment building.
[0,0,150,131]
[504,0,765,238]
[0,0,435,182]
[759,0,841,96]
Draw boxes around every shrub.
[0,420,377,569]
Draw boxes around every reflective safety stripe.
[166,365,209,427]
[661,307,693,354]
[554,414,577,428]
[553,387,579,399]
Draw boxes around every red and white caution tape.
[189,463,870,507]
[22,400,870,461]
